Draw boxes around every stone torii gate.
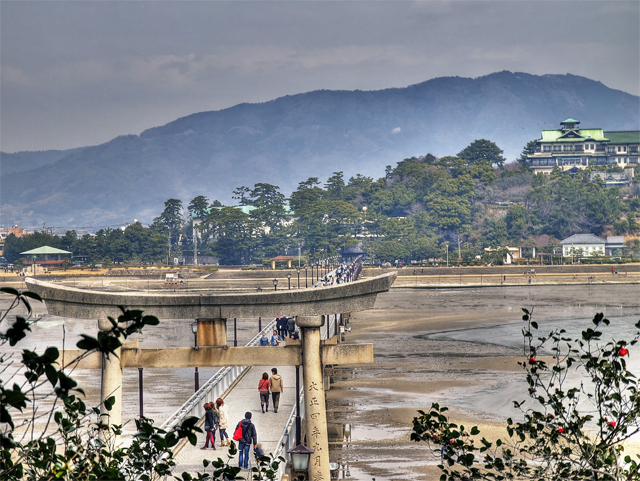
[26,273,396,481]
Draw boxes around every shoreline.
[326,284,640,480]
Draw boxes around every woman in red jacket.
[258,372,271,413]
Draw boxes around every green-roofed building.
[20,246,72,266]
[526,118,640,175]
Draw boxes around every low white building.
[561,233,606,257]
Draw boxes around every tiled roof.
[606,236,625,244]
[605,131,640,143]
[540,129,608,142]
[20,246,72,255]
[561,234,606,245]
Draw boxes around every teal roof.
[561,118,580,124]
[540,128,608,142]
[191,204,293,217]
[605,131,640,143]
[577,129,608,141]
[20,246,72,255]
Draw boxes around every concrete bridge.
[25,271,396,480]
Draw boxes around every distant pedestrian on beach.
[215,398,229,446]
[236,412,257,469]
[258,372,271,412]
[270,368,283,413]
[259,332,269,346]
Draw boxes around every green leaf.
[20,291,43,302]
[5,316,31,346]
[104,396,116,411]
[45,365,58,386]
[76,334,99,351]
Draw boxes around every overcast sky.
[1,0,638,153]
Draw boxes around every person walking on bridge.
[215,398,229,446]
[201,403,218,449]
[269,368,283,413]
[270,329,282,346]
[258,372,271,412]
[236,412,257,470]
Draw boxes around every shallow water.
[3,284,639,479]
[1,300,264,439]
[327,284,640,480]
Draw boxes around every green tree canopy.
[458,139,506,168]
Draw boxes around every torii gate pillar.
[297,315,331,481]
[98,318,122,446]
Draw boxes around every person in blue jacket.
[270,329,282,346]
[259,332,269,346]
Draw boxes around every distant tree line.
[4,139,639,266]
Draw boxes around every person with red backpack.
[234,412,257,469]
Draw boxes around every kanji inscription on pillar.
[298,315,332,481]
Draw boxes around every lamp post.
[294,364,302,447]
[323,213,329,258]
[305,266,308,288]
[287,444,314,477]
[273,278,278,291]
[297,268,301,289]
[190,321,199,392]
[362,206,367,238]
[287,272,292,290]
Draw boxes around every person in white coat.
[215,397,230,446]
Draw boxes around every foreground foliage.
[0,287,282,480]
[412,310,640,480]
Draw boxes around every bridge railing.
[270,387,305,480]
[161,318,277,432]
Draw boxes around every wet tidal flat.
[326,284,640,480]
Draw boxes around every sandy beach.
[327,284,640,480]
[2,278,639,480]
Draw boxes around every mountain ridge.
[1,71,638,227]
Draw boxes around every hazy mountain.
[0,147,85,175]
[2,71,638,228]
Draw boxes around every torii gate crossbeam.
[25,273,396,481]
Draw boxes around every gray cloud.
[1,0,638,152]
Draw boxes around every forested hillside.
[2,71,638,227]
[4,139,638,266]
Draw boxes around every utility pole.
[446,242,449,267]
[193,222,198,266]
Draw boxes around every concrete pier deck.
[172,364,297,475]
